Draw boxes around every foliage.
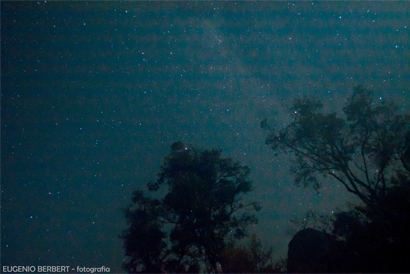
[120,191,167,273]
[331,174,410,272]
[262,85,410,206]
[263,85,410,272]
[120,141,261,273]
[219,233,274,273]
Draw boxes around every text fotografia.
[75,266,110,273]
[2,266,110,273]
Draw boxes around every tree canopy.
[330,173,410,272]
[120,141,261,273]
[262,85,410,207]
[219,233,275,273]
[262,85,410,272]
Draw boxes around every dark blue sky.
[2,1,409,272]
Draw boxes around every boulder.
[287,228,351,273]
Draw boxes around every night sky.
[1,1,409,272]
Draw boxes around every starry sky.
[1,1,409,272]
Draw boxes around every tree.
[262,85,410,207]
[219,233,274,273]
[120,141,261,273]
[262,85,410,272]
[120,191,167,273]
[331,174,410,272]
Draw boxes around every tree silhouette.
[219,234,274,273]
[331,174,410,272]
[120,191,167,273]
[262,85,410,207]
[120,141,261,273]
[263,85,410,272]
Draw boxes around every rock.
[287,228,350,273]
